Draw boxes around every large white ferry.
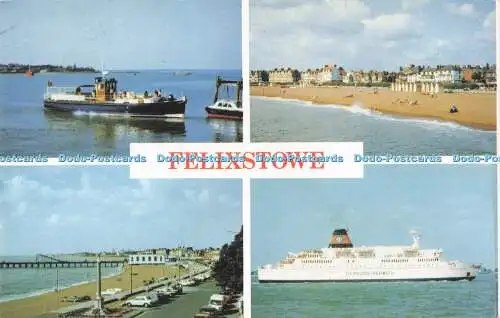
[258,229,476,283]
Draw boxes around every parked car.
[101,288,122,297]
[172,283,183,294]
[124,295,158,308]
[207,295,225,312]
[62,295,91,303]
[199,305,219,316]
[155,287,176,298]
[194,312,217,318]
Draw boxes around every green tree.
[212,226,243,293]
[472,72,482,82]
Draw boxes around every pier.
[0,254,125,269]
[0,260,124,269]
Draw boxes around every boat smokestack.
[328,229,353,248]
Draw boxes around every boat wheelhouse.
[205,77,243,120]
[43,76,187,118]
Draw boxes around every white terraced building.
[128,254,179,265]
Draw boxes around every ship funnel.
[409,230,420,248]
[328,229,353,248]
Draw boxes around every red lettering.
[168,152,184,169]
[214,152,224,170]
[242,152,256,169]
[184,152,198,169]
[225,152,242,169]
[288,152,306,169]
[255,151,272,169]
[272,152,288,169]
[310,151,325,169]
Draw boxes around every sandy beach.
[250,86,496,130]
[0,265,185,318]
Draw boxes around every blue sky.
[0,167,242,255]
[0,0,242,70]
[251,165,497,269]
[250,0,496,70]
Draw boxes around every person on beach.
[450,104,458,113]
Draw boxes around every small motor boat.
[205,99,242,120]
[205,76,243,120]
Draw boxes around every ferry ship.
[43,76,187,118]
[258,229,477,283]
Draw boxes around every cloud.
[47,214,60,225]
[218,194,241,207]
[252,0,370,31]
[0,169,242,254]
[198,188,210,203]
[474,10,495,42]
[182,188,213,204]
[15,202,27,216]
[445,3,475,16]
[250,0,495,70]
[362,13,422,40]
[401,0,430,11]
[251,0,370,68]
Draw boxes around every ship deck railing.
[44,86,79,98]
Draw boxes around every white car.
[180,279,196,286]
[156,287,176,297]
[101,288,122,296]
[207,299,223,311]
[124,295,157,307]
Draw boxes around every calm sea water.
[0,69,242,155]
[250,97,496,154]
[251,273,497,318]
[0,256,122,303]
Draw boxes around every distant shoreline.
[0,71,99,74]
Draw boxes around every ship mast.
[213,76,243,107]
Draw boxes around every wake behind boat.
[43,76,187,118]
[258,229,477,283]
[205,77,243,120]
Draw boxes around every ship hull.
[205,106,242,120]
[259,276,475,283]
[258,267,476,283]
[44,100,186,118]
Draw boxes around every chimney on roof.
[328,229,353,248]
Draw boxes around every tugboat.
[205,77,243,120]
[43,76,187,118]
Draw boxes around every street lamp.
[56,267,59,305]
[129,264,133,295]
[92,253,108,316]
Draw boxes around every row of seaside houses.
[251,64,496,86]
